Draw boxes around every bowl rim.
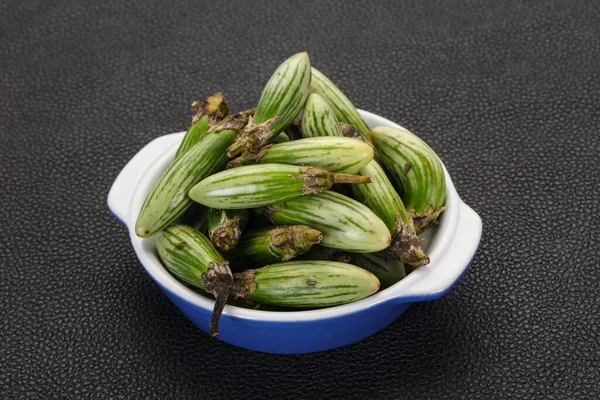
[112,110,480,322]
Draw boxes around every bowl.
[107,110,482,354]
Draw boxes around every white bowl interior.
[125,111,462,321]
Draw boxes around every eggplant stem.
[201,261,234,337]
[226,116,279,158]
[413,204,446,233]
[333,173,372,184]
[191,92,228,124]
[388,212,430,267]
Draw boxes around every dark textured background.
[1,0,599,398]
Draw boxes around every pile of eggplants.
[134,52,446,336]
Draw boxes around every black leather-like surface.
[2,1,599,398]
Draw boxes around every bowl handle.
[388,201,482,303]
[107,133,181,225]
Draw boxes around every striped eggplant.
[232,261,380,308]
[207,208,248,251]
[228,137,374,173]
[301,92,344,138]
[352,160,429,266]
[189,164,371,209]
[135,129,236,238]
[155,224,224,289]
[371,126,446,231]
[253,52,312,134]
[310,67,371,141]
[228,52,311,158]
[259,191,391,252]
[155,224,233,336]
[227,225,323,269]
[175,92,229,158]
[259,137,374,173]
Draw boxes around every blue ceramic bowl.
[108,110,482,354]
